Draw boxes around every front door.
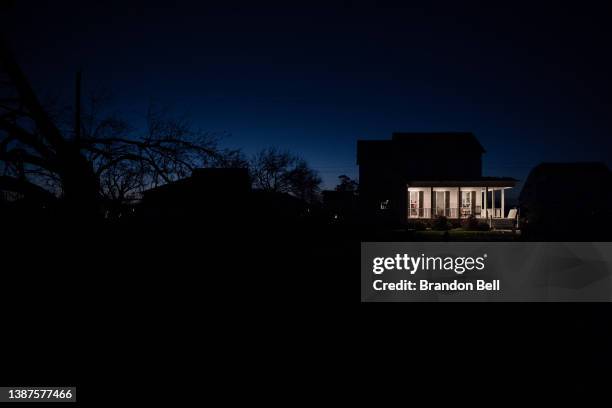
[434,191,449,216]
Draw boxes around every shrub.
[461,215,479,230]
[461,215,490,231]
[476,222,490,231]
[432,215,451,231]
[406,220,426,231]
[449,219,461,229]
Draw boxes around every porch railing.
[409,206,488,219]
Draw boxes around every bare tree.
[250,148,321,202]
[0,37,245,218]
[83,102,245,202]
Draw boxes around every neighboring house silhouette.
[519,162,612,237]
[139,167,309,223]
[140,168,250,219]
[250,189,309,220]
[357,132,517,225]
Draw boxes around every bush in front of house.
[432,215,451,231]
[406,220,427,230]
[475,221,490,231]
[461,215,479,230]
[461,215,490,231]
[449,219,461,229]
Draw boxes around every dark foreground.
[2,217,611,403]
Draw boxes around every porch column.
[501,188,505,218]
[492,188,496,218]
[430,187,433,219]
[457,187,461,218]
[484,187,488,218]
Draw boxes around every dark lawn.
[414,228,520,241]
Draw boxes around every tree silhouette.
[0,36,99,217]
[250,147,321,202]
[0,37,243,218]
[335,175,358,192]
[82,102,245,203]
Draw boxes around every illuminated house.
[357,132,517,225]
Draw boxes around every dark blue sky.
[3,1,612,189]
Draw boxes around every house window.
[409,191,423,217]
[461,191,475,217]
[461,191,472,207]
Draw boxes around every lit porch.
[406,179,517,220]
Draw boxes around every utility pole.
[74,70,81,143]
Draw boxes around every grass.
[413,228,519,241]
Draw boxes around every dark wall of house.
[388,146,482,181]
[357,137,483,224]
[358,163,403,225]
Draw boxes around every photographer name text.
[373,279,500,292]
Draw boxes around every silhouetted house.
[250,189,309,220]
[139,168,310,224]
[322,190,358,221]
[357,132,517,225]
[140,168,250,220]
[519,162,612,237]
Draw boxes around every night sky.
[3,1,612,191]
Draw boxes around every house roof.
[519,162,612,203]
[143,168,250,196]
[408,177,517,188]
[519,162,611,195]
[357,132,485,164]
